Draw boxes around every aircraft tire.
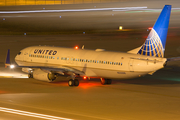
[107,79,112,84]
[74,79,79,86]
[68,79,74,87]
[101,78,107,85]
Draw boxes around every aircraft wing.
[19,65,86,76]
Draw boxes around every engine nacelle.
[33,69,56,82]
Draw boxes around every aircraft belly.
[89,68,147,79]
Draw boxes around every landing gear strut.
[100,78,112,85]
[28,73,33,78]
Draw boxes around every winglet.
[137,5,171,57]
[5,49,10,68]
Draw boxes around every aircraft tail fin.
[137,5,171,57]
[5,49,10,68]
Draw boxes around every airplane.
[6,5,177,87]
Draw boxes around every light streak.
[0,7,179,14]
[0,7,147,14]
[0,107,73,120]
[113,8,180,12]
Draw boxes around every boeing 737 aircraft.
[6,5,175,87]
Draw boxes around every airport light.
[119,26,123,30]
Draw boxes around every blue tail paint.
[137,5,171,57]
[5,49,10,67]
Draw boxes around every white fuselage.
[15,46,167,79]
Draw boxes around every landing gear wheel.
[74,79,79,86]
[101,78,107,85]
[28,73,33,78]
[68,79,74,87]
[107,79,112,84]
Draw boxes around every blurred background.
[0,0,140,6]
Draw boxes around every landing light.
[74,46,79,50]
[10,65,15,69]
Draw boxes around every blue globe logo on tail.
[138,29,164,57]
[138,5,171,57]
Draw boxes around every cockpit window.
[17,52,21,55]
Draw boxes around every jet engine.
[33,69,56,82]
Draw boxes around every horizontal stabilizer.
[167,57,180,62]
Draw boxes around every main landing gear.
[68,73,79,87]
[68,79,79,87]
[100,78,112,85]
[28,73,33,78]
